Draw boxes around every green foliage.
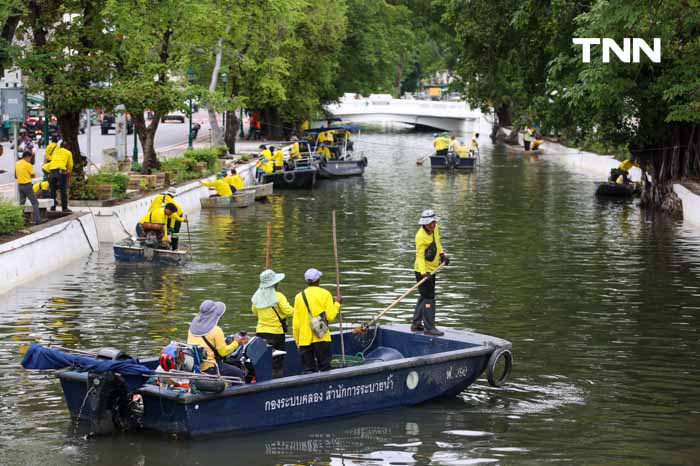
[239,155,250,162]
[0,200,25,235]
[183,149,218,169]
[72,171,129,200]
[212,146,228,158]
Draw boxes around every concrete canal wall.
[71,160,257,243]
[672,184,700,228]
[0,213,99,295]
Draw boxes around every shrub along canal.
[1,129,699,464]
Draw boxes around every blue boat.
[430,152,476,170]
[113,239,188,265]
[47,325,512,437]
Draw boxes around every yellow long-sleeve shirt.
[224,174,244,191]
[619,159,636,171]
[201,179,233,197]
[33,181,49,193]
[433,137,449,151]
[261,148,272,160]
[45,142,58,162]
[139,207,184,241]
[293,286,340,347]
[148,194,183,228]
[290,142,300,159]
[252,291,294,335]
[318,146,332,159]
[47,147,74,172]
[187,326,239,372]
[256,159,274,173]
[414,225,443,274]
[273,149,285,168]
[15,159,34,184]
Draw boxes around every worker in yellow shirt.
[251,269,294,378]
[135,203,184,245]
[16,151,41,224]
[413,209,449,336]
[433,133,449,156]
[290,138,301,161]
[33,180,51,198]
[612,159,637,184]
[318,143,332,160]
[456,142,469,158]
[201,177,233,197]
[147,187,185,250]
[224,168,245,192]
[272,146,285,171]
[45,136,59,162]
[260,145,272,161]
[47,145,74,213]
[469,133,480,156]
[187,300,248,378]
[292,268,342,373]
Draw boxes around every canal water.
[1,129,699,465]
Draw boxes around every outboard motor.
[87,372,131,434]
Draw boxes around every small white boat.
[200,196,232,209]
[253,182,274,199]
[232,190,255,208]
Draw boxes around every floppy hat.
[304,268,322,282]
[251,269,286,308]
[418,209,439,225]
[166,187,177,196]
[189,300,226,336]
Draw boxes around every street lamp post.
[132,124,138,170]
[187,66,194,150]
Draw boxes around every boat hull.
[113,244,188,265]
[199,196,231,208]
[317,159,366,178]
[232,190,255,208]
[262,168,317,189]
[595,181,637,197]
[430,155,476,170]
[253,182,274,199]
[56,325,510,437]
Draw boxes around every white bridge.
[325,93,482,133]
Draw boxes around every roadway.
[0,110,213,185]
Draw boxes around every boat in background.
[430,152,476,170]
[232,190,255,208]
[304,125,368,179]
[200,196,232,209]
[262,164,317,189]
[595,181,638,197]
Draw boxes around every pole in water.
[185,216,192,256]
[265,222,271,269]
[332,210,346,366]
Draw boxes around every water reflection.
[1,130,700,464]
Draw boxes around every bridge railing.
[327,98,479,119]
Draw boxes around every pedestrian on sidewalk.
[16,150,42,225]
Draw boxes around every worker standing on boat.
[318,142,332,160]
[290,136,301,161]
[147,187,184,250]
[272,146,285,171]
[251,269,294,378]
[293,268,341,373]
[523,126,534,151]
[188,300,248,379]
[433,133,448,156]
[413,209,449,336]
[469,133,479,156]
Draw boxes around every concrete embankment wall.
[72,160,257,243]
[0,213,99,295]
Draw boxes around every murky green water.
[1,129,700,465]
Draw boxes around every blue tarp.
[21,343,153,382]
[304,125,361,134]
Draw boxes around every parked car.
[100,112,134,135]
[161,112,186,123]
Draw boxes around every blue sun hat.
[304,268,322,283]
[251,269,286,308]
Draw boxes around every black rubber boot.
[422,299,443,336]
[411,298,425,331]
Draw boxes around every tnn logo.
[573,38,661,63]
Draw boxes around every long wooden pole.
[357,262,446,332]
[265,222,271,268]
[332,210,346,366]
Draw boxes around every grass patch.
[0,201,25,235]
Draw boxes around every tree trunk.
[224,110,238,154]
[56,111,84,175]
[263,107,284,139]
[134,111,160,173]
[495,104,512,127]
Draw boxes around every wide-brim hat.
[166,187,177,196]
[189,300,226,336]
[418,209,439,225]
[251,269,285,308]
